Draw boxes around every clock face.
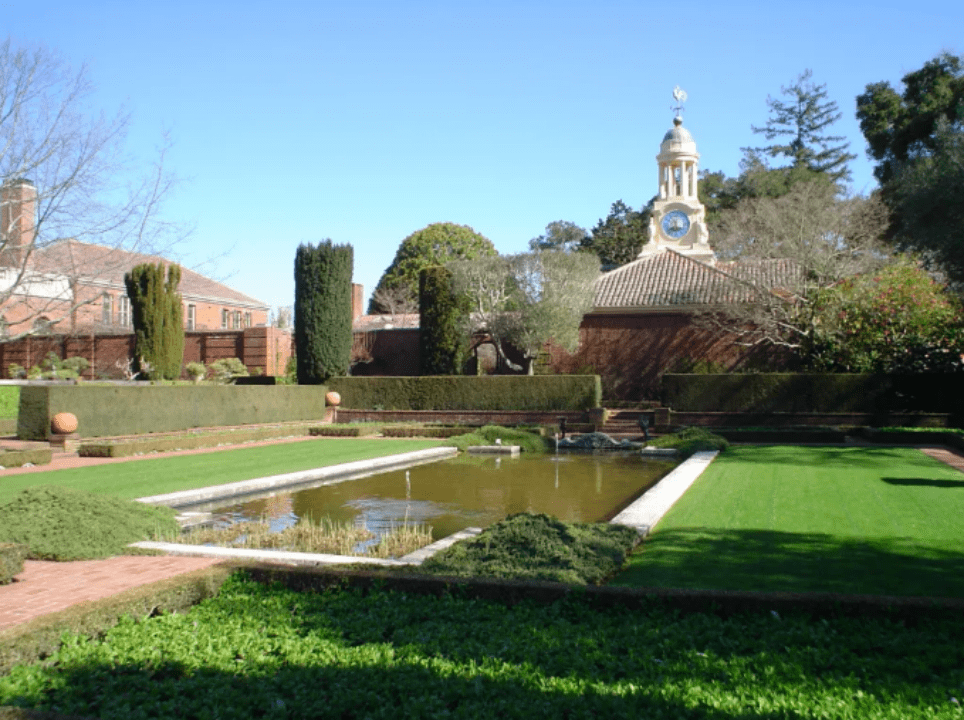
[661,210,691,239]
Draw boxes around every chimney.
[351,283,363,320]
[1,178,37,268]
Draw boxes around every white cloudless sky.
[4,0,962,312]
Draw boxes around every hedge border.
[78,423,317,458]
[0,449,51,468]
[0,543,28,585]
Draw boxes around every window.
[186,304,196,331]
[244,312,252,329]
[101,294,113,325]
[221,309,229,329]
[118,296,131,327]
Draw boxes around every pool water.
[194,452,677,544]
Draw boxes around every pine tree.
[294,240,354,384]
[419,265,468,375]
[745,69,856,186]
[124,262,184,380]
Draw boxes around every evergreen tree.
[419,265,468,375]
[745,69,856,186]
[294,240,354,384]
[124,262,184,380]
[582,200,650,268]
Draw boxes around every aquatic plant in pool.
[190,452,676,552]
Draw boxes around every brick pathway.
[0,556,224,631]
[921,446,964,473]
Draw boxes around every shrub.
[0,486,179,561]
[419,512,639,584]
[295,240,353,383]
[419,265,469,375]
[447,425,549,453]
[0,542,27,584]
[125,262,185,380]
[209,357,249,384]
[185,361,207,383]
[648,427,729,458]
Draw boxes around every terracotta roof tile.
[28,240,268,309]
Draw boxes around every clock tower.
[639,87,714,261]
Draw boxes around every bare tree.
[0,39,184,341]
[451,251,600,375]
[369,284,419,319]
[701,180,892,360]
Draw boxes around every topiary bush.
[447,425,550,453]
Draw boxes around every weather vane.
[671,86,687,118]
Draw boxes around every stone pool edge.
[609,450,719,535]
[135,446,459,509]
[129,450,719,568]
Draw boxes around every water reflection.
[198,452,676,545]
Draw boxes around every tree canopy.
[450,250,599,375]
[583,201,650,268]
[744,69,855,186]
[529,220,589,253]
[369,222,497,314]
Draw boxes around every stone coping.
[136,446,458,508]
[609,450,719,535]
[467,445,521,455]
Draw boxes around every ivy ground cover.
[0,439,443,504]
[613,445,964,597]
[2,572,963,719]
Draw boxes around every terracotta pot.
[325,391,342,407]
[51,412,78,434]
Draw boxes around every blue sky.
[4,0,962,312]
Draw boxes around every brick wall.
[0,327,293,379]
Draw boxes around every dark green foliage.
[646,427,729,458]
[744,69,855,185]
[327,375,602,411]
[0,542,27,584]
[446,425,550,453]
[15,385,331,440]
[419,513,639,584]
[418,265,468,375]
[583,199,650,268]
[124,262,184,380]
[0,486,179,561]
[3,572,964,718]
[294,240,354,384]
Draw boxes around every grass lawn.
[0,386,18,419]
[612,445,964,597]
[0,438,444,503]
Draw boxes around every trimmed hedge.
[662,373,964,416]
[381,425,471,438]
[0,448,51,468]
[308,425,381,437]
[0,543,27,585]
[328,375,601,412]
[17,385,329,440]
[79,424,317,457]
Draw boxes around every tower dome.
[660,116,697,156]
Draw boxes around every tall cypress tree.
[419,265,468,375]
[294,240,353,384]
[124,262,184,380]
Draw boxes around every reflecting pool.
[194,452,677,544]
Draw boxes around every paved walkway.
[0,556,223,631]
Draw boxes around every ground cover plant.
[177,515,433,558]
[2,571,964,718]
[0,439,444,504]
[419,512,639,584]
[0,486,179,560]
[645,427,729,458]
[447,424,549,453]
[613,445,964,596]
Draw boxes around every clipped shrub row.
[78,423,317,458]
[308,425,380,438]
[0,448,52,468]
[328,375,601,412]
[662,373,964,415]
[0,543,27,585]
[380,425,472,438]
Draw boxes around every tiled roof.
[593,249,800,311]
[353,313,420,331]
[28,240,268,309]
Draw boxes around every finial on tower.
[671,86,687,122]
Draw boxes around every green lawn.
[0,438,444,503]
[612,445,964,597]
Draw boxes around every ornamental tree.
[294,240,354,384]
[418,265,469,375]
[124,262,184,380]
[810,258,964,373]
[369,222,497,314]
